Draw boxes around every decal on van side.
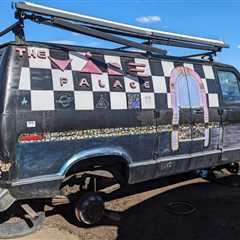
[170,67,211,151]
[18,122,219,144]
[16,47,219,113]
[170,66,209,125]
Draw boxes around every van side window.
[218,71,240,103]
[175,73,201,108]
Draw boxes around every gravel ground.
[10,176,240,240]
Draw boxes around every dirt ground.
[11,176,240,240]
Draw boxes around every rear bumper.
[0,175,62,212]
[0,188,15,212]
[9,175,63,200]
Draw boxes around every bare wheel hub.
[75,192,104,225]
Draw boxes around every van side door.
[153,61,193,176]
[216,68,240,163]
[188,64,222,168]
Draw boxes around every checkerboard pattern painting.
[17,47,220,111]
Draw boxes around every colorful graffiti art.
[170,67,209,150]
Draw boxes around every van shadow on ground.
[48,177,240,240]
[116,181,240,240]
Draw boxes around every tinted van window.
[218,71,240,103]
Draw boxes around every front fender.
[58,146,132,176]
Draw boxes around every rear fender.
[58,146,132,176]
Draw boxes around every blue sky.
[1,0,240,68]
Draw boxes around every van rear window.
[218,71,240,103]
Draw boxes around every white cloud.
[136,16,161,24]
[238,45,240,48]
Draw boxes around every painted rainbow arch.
[170,66,209,151]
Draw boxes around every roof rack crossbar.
[115,41,149,51]
[14,1,229,55]
[22,14,166,55]
[151,39,220,52]
[183,51,217,60]
[0,21,21,38]
[54,18,167,55]
[0,20,25,43]
[81,25,221,52]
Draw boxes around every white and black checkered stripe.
[17,47,219,111]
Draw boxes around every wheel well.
[64,155,129,185]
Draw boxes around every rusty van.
[0,1,239,237]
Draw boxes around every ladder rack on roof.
[1,2,229,58]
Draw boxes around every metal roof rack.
[0,2,229,58]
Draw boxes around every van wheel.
[74,192,104,225]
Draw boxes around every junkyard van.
[0,1,239,237]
